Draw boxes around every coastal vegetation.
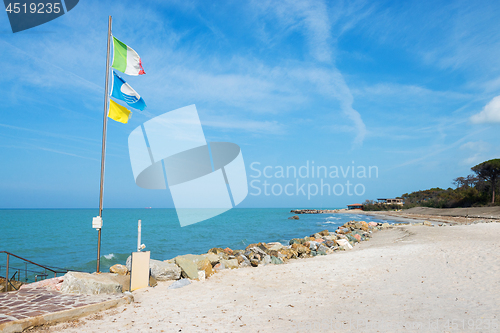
[364,158,500,210]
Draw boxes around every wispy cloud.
[251,0,367,146]
[0,123,100,145]
[202,116,285,135]
[355,83,472,100]
[460,141,490,165]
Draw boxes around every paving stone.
[0,284,127,331]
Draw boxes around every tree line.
[363,158,500,210]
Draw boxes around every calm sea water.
[0,208,393,279]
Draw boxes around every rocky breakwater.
[18,220,397,295]
[291,209,340,214]
[115,220,395,287]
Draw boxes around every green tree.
[472,158,500,204]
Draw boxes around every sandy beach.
[28,218,500,333]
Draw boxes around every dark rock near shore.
[317,244,328,253]
[289,238,304,245]
[288,215,300,220]
[319,230,330,236]
[109,264,128,276]
[324,240,336,248]
[208,247,225,255]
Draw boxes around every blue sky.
[1,0,500,209]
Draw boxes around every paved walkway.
[0,285,131,333]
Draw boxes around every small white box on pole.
[92,216,103,229]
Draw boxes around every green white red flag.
[111,36,145,76]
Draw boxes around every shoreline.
[339,206,500,225]
[30,217,500,333]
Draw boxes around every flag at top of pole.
[112,36,146,76]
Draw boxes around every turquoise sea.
[0,208,393,281]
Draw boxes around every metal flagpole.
[96,15,112,273]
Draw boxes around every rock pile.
[291,209,340,214]
[116,220,392,285]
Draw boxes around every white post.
[137,220,141,252]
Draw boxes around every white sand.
[33,223,500,332]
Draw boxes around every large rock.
[267,242,285,251]
[60,272,122,295]
[359,221,369,231]
[270,256,283,265]
[201,253,220,265]
[168,278,191,289]
[245,242,268,252]
[319,229,330,236]
[175,255,200,280]
[291,243,310,255]
[307,241,319,251]
[109,274,131,292]
[346,234,359,243]
[197,258,214,278]
[208,247,225,255]
[150,259,181,281]
[289,238,304,245]
[336,239,353,250]
[248,246,267,257]
[220,259,239,269]
[110,264,128,276]
[125,256,180,281]
[323,240,336,248]
[237,255,251,267]
[317,244,328,253]
[278,248,298,260]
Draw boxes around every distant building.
[377,198,403,205]
[347,203,363,210]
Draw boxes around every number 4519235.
[5,3,61,14]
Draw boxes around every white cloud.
[470,95,500,124]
